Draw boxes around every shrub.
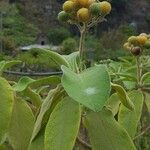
[47,27,71,45]
[61,38,77,54]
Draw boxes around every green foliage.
[8,97,35,150]
[1,3,39,47]
[0,77,14,142]
[118,90,144,138]
[45,97,81,150]
[61,65,111,112]
[62,38,77,54]
[85,108,136,150]
[47,27,71,45]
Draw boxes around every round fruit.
[144,40,150,49]
[140,33,147,37]
[99,1,111,15]
[58,11,69,22]
[128,36,138,45]
[89,3,101,16]
[123,42,131,51]
[63,1,75,12]
[87,0,96,7]
[131,46,141,56]
[137,35,147,45]
[77,8,90,22]
[77,0,88,7]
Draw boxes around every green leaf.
[31,86,63,141]
[0,60,21,75]
[144,92,150,113]
[35,49,69,67]
[13,76,35,92]
[0,77,14,142]
[61,65,111,112]
[28,129,44,150]
[86,108,136,150]
[8,97,35,150]
[111,83,134,110]
[116,73,137,81]
[141,72,150,85]
[63,52,80,71]
[13,76,61,92]
[45,97,81,150]
[118,90,144,138]
[24,88,42,107]
[105,93,121,116]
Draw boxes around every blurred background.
[0,0,149,61]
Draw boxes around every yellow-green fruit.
[140,33,147,37]
[87,0,96,7]
[58,11,69,22]
[63,1,75,12]
[123,42,131,51]
[128,36,138,45]
[77,8,90,22]
[99,1,111,15]
[144,40,150,49]
[77,0,89,7]
[137,35,147,45]
[89,3,101,16]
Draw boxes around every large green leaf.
[0,77,14,142]
[111,83,134,110]
[118,90,144,138]
[61,65,111,112]
[13,76,60,92]
[45,97,81,150]
[105,93,121,116]
[31,86,63,141]
[35,48,69,67]
[0,60,21,75]
[86,108,136,150]
[144,92,150,113]
[8,97,35,150]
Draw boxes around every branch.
[133,124,150,140]
[4,70,63,76]
[77,136,92,149]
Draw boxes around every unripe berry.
[63,1,75,12]
[123,42,131,51]
[131,46,141,56]
[144,40,150,49]
[58,11,69,22]
[128,36,138,45]
[87,0,96,7]
[77,8,90,22]
[89,3,101,17]
[99,1,111,15]
[137,35,147,45]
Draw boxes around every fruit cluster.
[123,33,150,56]
[58,0,111,24]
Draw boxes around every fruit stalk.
[79,24,86,62]
[136,56,142,89]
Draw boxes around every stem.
[79,24,86,62]
[136,56,142,89]
[77,136,92,149]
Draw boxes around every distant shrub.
[62,38,77,54]
[47,27,71,45]
[1,2,39,46]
